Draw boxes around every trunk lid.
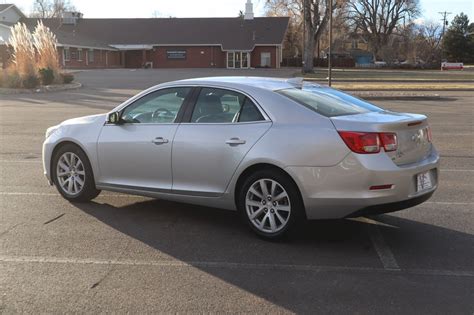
[331,111,432,165]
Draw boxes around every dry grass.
[8,23,36,78]
[33,21,60,81]
[4,21,61,88]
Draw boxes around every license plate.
[416,171,432,192]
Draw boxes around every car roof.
[163,76,323,92]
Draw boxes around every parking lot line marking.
[0,160,41,163]
[425,201,473,205]
[0,255,472,277]
[0,192,472,205]
[441,169,474,172]
[0,192,146,199]
[367,224,400,271]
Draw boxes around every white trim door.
[227,52,250,69]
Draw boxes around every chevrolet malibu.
[43,77,439,239]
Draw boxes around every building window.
[227,52,234,68]
[78,49,83,61]
[260,52,271,67]
[88,49,94,63]
[242,52,249,68]
[64,48,70,61]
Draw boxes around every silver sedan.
[43,77,439,239]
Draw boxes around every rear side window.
[239,98,264,122]
[277,86,383,117]
[190,87,265,123]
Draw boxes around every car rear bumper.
[285,147,439,219]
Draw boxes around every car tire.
[52,143,100,202]
[238,169,305,240]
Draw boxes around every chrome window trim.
[107,84,272,126]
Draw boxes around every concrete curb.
[0,82,82,95]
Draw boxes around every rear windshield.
[277,86,383,117]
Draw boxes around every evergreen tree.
[442,13,474,63]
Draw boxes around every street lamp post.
[328,0,333,86]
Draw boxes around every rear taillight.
[379,133,397,152]
[338,131,398,154]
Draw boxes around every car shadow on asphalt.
[72,198,474,313]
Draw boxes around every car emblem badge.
[411,131,423,146]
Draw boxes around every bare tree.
[414,22,442,63]
[347,0,419,60]
[266,0,339,72]
[302,0,339,72]
[31,0,75,18]
[266,0,304,58]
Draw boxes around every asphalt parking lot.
[0,69,473,313]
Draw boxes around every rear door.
[172,87,271,196]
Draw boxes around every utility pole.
[302,2,306,73]
[328,0,333,87]
[439,11,452,37]
[439,11,451,63]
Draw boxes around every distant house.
[322,33,373,65]
[0,1,289,69]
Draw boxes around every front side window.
[121,87,191,123]
[78,49,83,61]
[277,85,383,117]
[190,88,264,123]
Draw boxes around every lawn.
[298,68,474,81]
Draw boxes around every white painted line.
[0,255,472,277]
[441,169,474,172]
[0,192,146,199]
[425,201,473,205]
[0,192,471,205]
[0,160,41,163]
[367,224,400,271]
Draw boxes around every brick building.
[0,1,289,69]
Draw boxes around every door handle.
[225,138,246,145]
[152,137,169,145]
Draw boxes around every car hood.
[60,114,107,127]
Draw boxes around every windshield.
[277,85,383,117]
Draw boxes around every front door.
[172,87,271,196]
[227,52,250,69]
[96,87,192,190]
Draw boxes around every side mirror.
[107,112,122,124]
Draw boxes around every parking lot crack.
[43,213,65,225]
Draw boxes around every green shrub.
[61,72,74,84]
[22,74,39,89]
[39,67,54,85]
[5,71,22,88]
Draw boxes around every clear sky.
[5,0,474,24]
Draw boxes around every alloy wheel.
[245,178,291,233]
[56,152,86,196]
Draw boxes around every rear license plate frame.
[416,171,433,192]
